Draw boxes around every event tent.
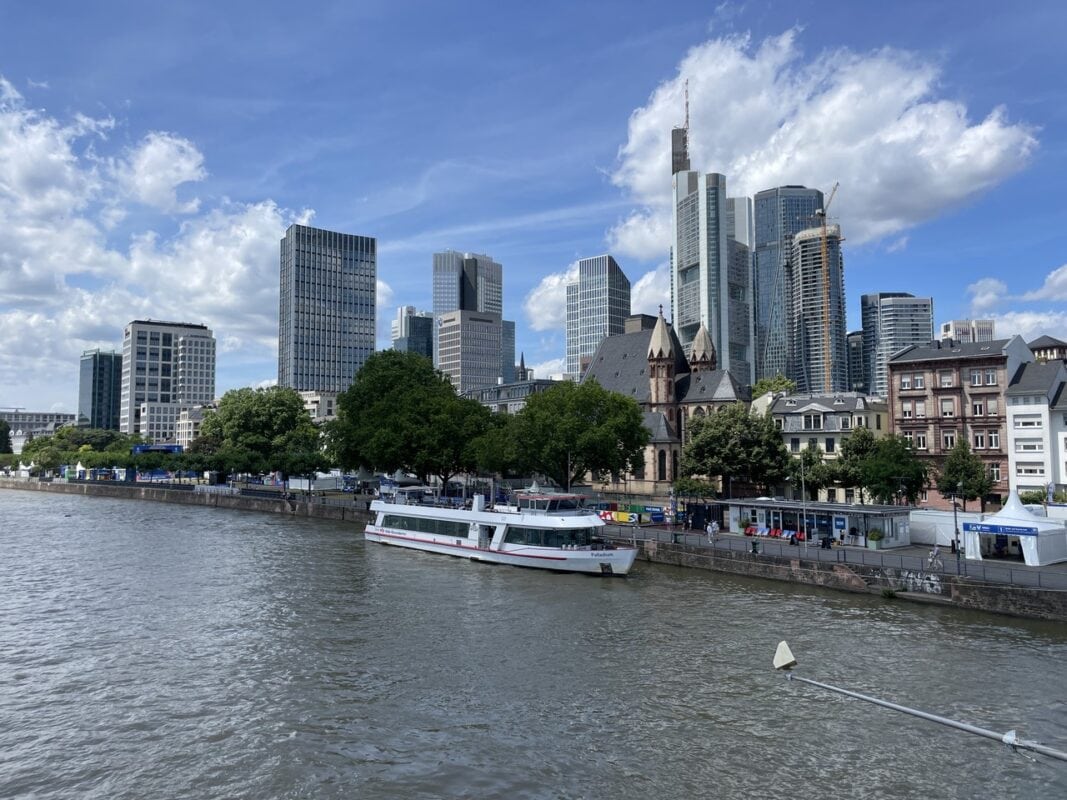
[962,491,1067,567]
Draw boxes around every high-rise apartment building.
[119,320,216,439]
[847,330,866,393]
[565,255,631,380]
[861,292,934,398]
[940,319,995,343]
[789,225,847,393]
[725,197,754,384]
[391,306,434,361]
[78,349,123,429]
[752,186,824,381]
[278,224,377,393]
[432,250,511,390]
[670,171,752,379]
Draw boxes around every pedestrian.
[706,521,714,543]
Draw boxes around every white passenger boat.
[364,490,637,576]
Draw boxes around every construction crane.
[815,182,839,392]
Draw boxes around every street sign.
[962,523,1039,536]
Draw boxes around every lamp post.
[800,457,808,554]
[952,481,963,575]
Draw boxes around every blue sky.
[1,0,1065,411]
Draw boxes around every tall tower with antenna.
[671,79,690,176]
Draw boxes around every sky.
[1,0,1065,412]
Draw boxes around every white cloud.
[967,277,1008,314]
[1021,263,1067,302]
[608,30,1036,260]
[527,357,566,381]
[523,261,579,332]
[630,262,671,317]
[987,310,1067,343]
[116,131,206,213]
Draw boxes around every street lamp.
[800,457,808,554]
[952,481,963,575]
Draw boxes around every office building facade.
[436,309,503,395]
[861,292,934,398]
[671,171,752,379]
[940,319,995,343]
[752,186,824,381]
[565,255,631,380]
[119,320,216,438]
[391,306,434,361]
[278,224,377,393]
[789,226,848,393]
[78,349,123,429]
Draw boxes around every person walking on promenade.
[706,520,714,543]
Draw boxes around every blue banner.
[963,523,1039,536]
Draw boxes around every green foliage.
[937,440,993,510]
[833,427,877,503]
[199,386,321,476]
[0,420,11,454]
[751,373,796,398]
[510,380,649,490]
[1018,490,1046,505]
[860,435,927,504]
[682,403,790,494]
[673,476,717,498]
[788,446,837,500]
[867,528,884,541]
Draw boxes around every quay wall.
[4,479,1065,623]
[611,534,1067,624]
[0,478,371,525]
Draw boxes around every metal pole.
[801,458,808,554]
[784,672,1067,763]
[953,483,962,575]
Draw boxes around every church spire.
[647,305,673,360]
[689,323,717,372]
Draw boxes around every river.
[1,489,1065,799]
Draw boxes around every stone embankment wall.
[0,479,373,525]
[4,479,1066,623]
[613,535,1067,624]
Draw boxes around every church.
[582,309,749,497]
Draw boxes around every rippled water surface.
[2,489,1066,799]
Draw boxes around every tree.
[937,440,993,511]
[682,403,790,494]
[330,350,461,479]
[752,373,796,398]
[510,380,649,490]
[788,445,836,500]
[832,427,878,503]
[0,420,11,454]
[409,392,494,487]
[860,435,927,504]
[199,386,321,475]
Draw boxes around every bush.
[867,528,884,541]
[1019,490,1047,505]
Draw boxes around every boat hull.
[364,526,637,576]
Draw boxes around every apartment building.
[1005,360,1067,497]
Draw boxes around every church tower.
[647,306,675,409]
[688,322,717,373]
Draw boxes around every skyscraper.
[119,320,216,438]
[752,186,824,381]
[391,306,434,361]
[847,330,866,393]
[670,171,752,379]
[725,197,754,384]
[565,255,631,380]
[861,292,934,398]
[789,225,847,393]
[278,224,377,393]
[78,349,123,429]
[432,250,511,390]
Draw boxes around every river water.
[1,490,1065,799]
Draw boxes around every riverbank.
[4,478,1066,623]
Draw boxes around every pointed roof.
[647,306,673,360]
[519,352,526,369]
[689,323,716,366]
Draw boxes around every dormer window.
[802,413,823,430]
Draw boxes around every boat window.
[503,526,595,548]
[381,514,470,538]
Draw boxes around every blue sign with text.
[962,523,1039,536]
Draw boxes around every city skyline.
[1,1,1065,411]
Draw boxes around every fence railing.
[602,525,1067,591]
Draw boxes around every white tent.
[962,491,1067,567]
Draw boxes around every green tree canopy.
[937,440,993,511]
[860,435,927,504]
[681,402,790,493]
[510,380,649,490]
[0,420,11,454]
[787,445,836,501]
[752,373,796,398]
[198,386,321,475]
[330,350,467,481]
[832,426,878,503]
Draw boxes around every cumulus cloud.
[523,261,579,332]
[0,78,316,408]
[527,357,566,381]
[967,278,1009,314]
[630,262,671,317]
[987,311,1067,342]
[609,30,1036,259]
[1021,263,1067,302]
[116,131,206,213]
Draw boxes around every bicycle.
[926,551,945,572]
